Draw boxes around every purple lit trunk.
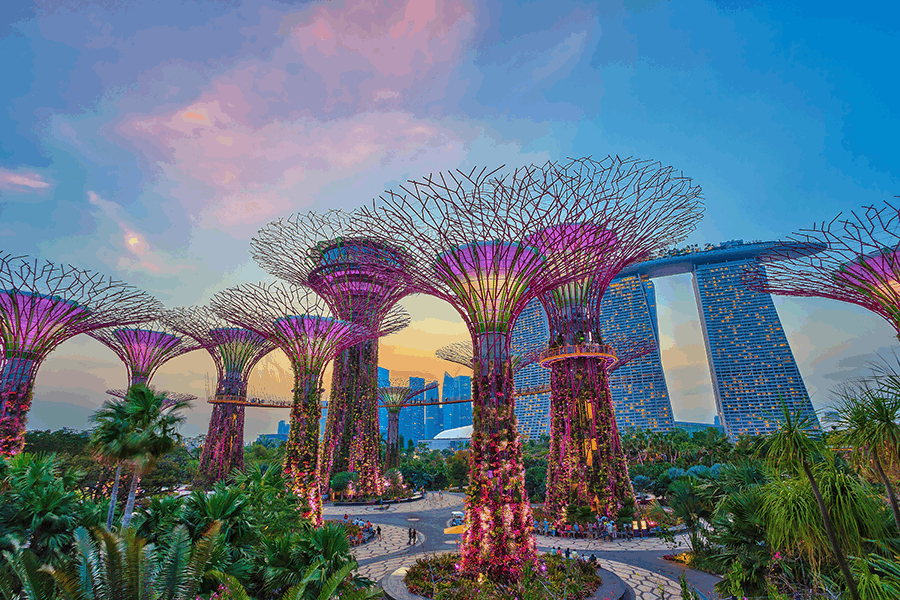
[545,357,632,524]
[0,356,39,457]
[544,387,570,521]
[460,332,536,583]
[284,372,323,525]
[385,409,401,471]
[321,341,382,497]
[197,404,246,484]
[198,369,247,484]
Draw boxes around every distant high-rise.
[599,275,675,431]
[424,384,443,439]
[693,258,818,438]
[442,372,472,430]
[377,366,390,436]
[511,299,552,439]
[402,377,427,442]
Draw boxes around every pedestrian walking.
[412,528,418,544]
[564,547,571,560]
[376,526,382,541]
[407,527,412,545]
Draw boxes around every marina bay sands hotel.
[511,239,821,441]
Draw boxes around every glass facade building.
[442,372,472,430]
[424,384,443,439]
[693,259,818,438]
[511,299,552,439]
[402,377,428,443]
[599,275,675,431]
[377,366,389,436]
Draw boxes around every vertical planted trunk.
[348,341,382,496]
[544,388,570,521]
[198,369,247,484]
[0,357,38,457]
[386,409,401,471]
[284,372,324,526]
[460,332,536,583]
[321,349,352,488]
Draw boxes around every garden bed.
[403,553,602,600]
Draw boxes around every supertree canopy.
[523,159,703,525]
[747,202,900,338]
[89,316,203,389]
[377,378,438,471]
[166,306,278,483]
[435,341,541,374]
[106,387,197,404]
[210,282,408,525]
[251,211,411,497]
[0,254,161,455]
[343,157,700,582]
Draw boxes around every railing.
[538,343,616,367]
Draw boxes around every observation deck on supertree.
[377,378,438,471]
[166,306,278,484]
[210,282,409,525]
[89,316,203,390]
[252,211,412,497]
[746,202,900,338]
[525,158,703,525]
[0,253,161,456]
[345,158,688,583]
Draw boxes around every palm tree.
[758,401,861,600]
[89,397,139,530]
[833,383,900,533]
[120,384,191,528]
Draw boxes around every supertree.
[377,378,438,471]
[516,157,702,525]
[541,333,657,523]
[346,158,695,582]
[436,341,542,373]
[106,388,197,405]
[210,282,408,525]
[747,202,900,338]
[252,211,412,497]
[0,254,161,455]
[166,306,278,483]
[89,316,203,389]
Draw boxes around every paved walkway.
[323,493,719,598]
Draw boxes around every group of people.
[548,547,598,565]
[535,517,625,541]
[407,527,419,545]
[341,514,379,546]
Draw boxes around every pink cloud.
[0,168,53,193]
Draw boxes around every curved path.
[323,493,721,598]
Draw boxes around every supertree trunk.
[348,340,382,495]
[545,357,632,523]
[322,340,382,496]
[543,385,571,521]
[197,403,245,484]
[460,332,536,584]
[0,356,38,456]
[386,409,400,471]
[198,368,248,484]
[284,373,324,525]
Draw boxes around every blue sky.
[1,0,897,439]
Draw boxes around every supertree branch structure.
[747,202,900,337]
[89,316,203,389]
[0,254,162,455]
[436,341,542,374]
[166,306,278,484]
[348,158,694,582]
[251,210,412,497]
[377,378,438,471]
[106,388,197,405]
[210,282,409,525]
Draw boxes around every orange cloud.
[184,111,206,121]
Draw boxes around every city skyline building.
[402,376,427,442]
[511,299,552,439]
[442,372,472,430]
[424,384,443,439]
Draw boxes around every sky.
[1,0,897,440]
